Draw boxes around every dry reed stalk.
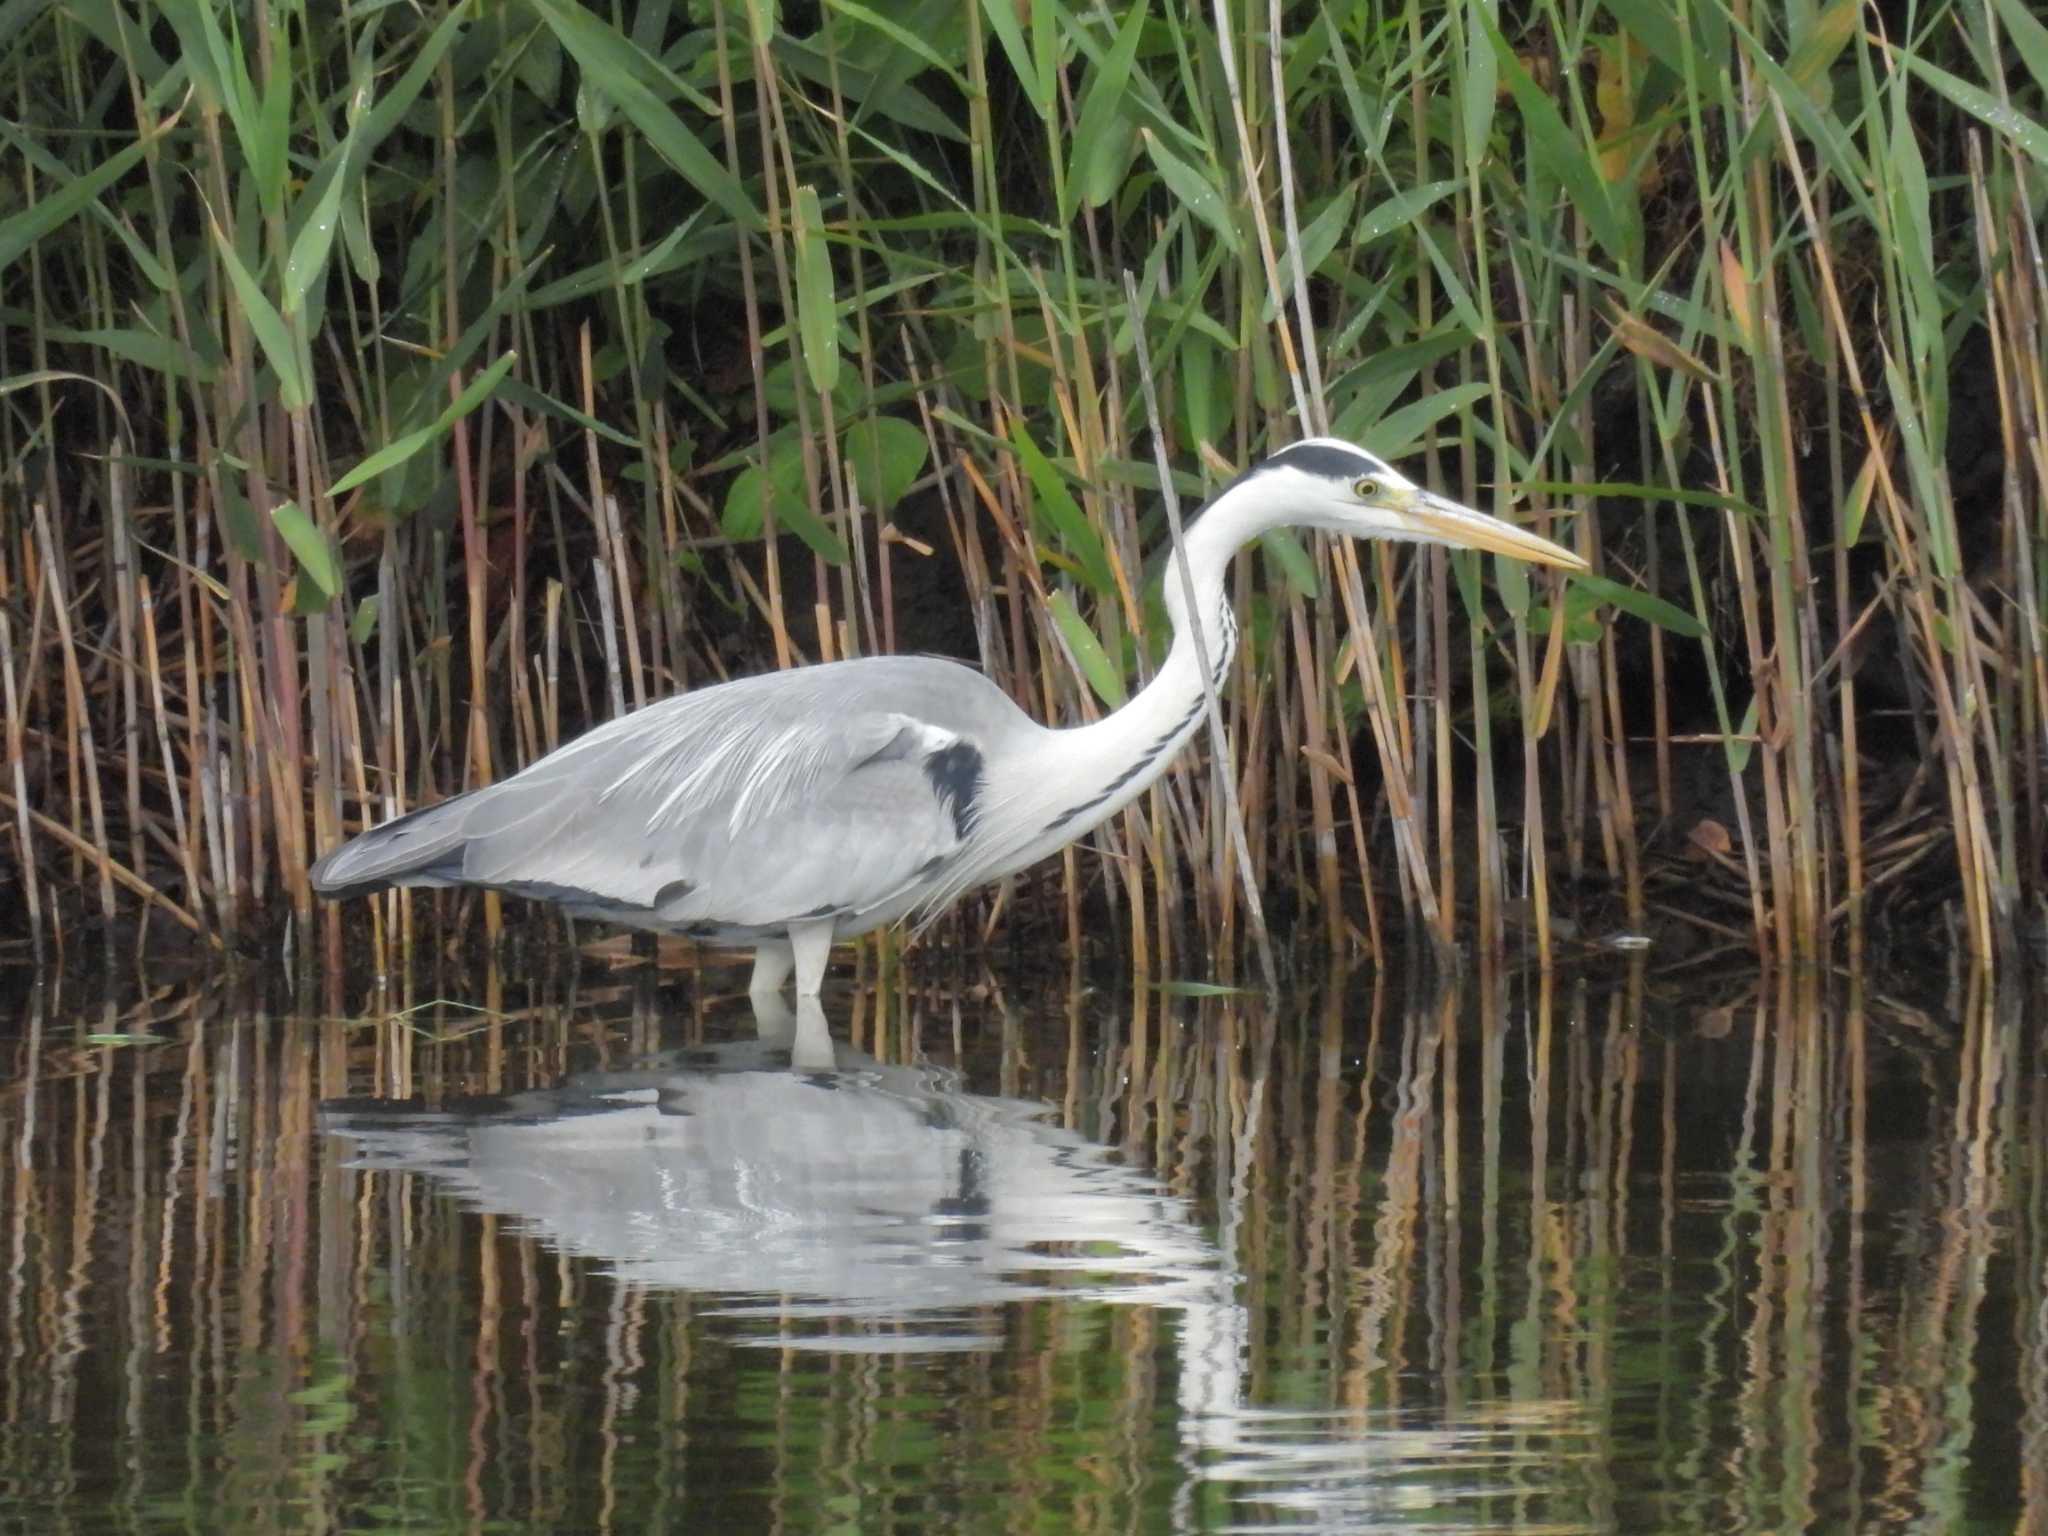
[138,576,199,919]
[0,789,204,936]
[107,461,143,883]
[1757,301,1824,948]
[1701,385,1795,963]
[1599,622,1643,925]
[601,490,645,708]
[33,500,115,920]
[1771,103,2002,961]
[1512,607,1552,971]
[591,556,625,723]
[0,604,42,951]
[1287,603,1342,946]
[542,580,562,754]
[1333,541,1440,930]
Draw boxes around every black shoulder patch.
[1262,441,1384,481]
[923,740,984,840]
[651,878,693,910]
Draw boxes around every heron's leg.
[749,988,795,1044]
[748,942,793,1001]
[789,996,835,1071]
[788,918,836,998]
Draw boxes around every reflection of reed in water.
[4,962,2043,1532]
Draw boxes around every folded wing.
[311,659,1002,932]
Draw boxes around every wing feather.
[411,656,1025,926]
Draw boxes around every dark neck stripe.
[1041,621,1237,834]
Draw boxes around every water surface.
[0,958,2036,1532]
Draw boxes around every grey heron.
[311,438,1585,996]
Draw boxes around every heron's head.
[1230,437,1586,571]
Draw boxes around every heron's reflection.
[328,989,1600,1526]
[327,996,1219,1348]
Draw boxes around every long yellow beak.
[1397,490,1587,571]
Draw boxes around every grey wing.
[428,684,982,929]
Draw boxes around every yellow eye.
[1354,477,1380,500]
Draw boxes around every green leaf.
[1481,11,1630,264]
[1267,183,1358,319]
[1259,529,1319,598]
[1460,0,1499,166]
[1139,129,1239,253]
[496,378,639,449]
[1355,179,1458,246]
[845,416,928,513]
[1517,479,1762,518]
[1729,695,1759,773]
[1884,49,2048,167]
[1450,544,1485,620]
[721,460,786,542]
[1994,0,2048,101]
[208,220,309,412]
[1150,980,1256,997]
[979,0,1048,118]
[0,123,151,274]
[270,500,340,599]
[523,216,709,309]
[282,142,350,317]
[792,185,839,397]
[774,490,850,566]
[1493,548,1530,619]
[1008,423,1117,597]
[252,21,292,217]
[824,0,964,87]
[526,0,759,227]
[1047,588,1126,707]
[348,593,380,646]
[330,352,519,496]
[1354,381,1490,460]
[1569,572,1705,637]
[37,326,210,381]
[1065,2,1147,219]
[722,445,847,565]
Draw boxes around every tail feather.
[310,795,475,896]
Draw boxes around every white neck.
[986,494,1269,875]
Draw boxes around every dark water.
[0,957,2040,1532]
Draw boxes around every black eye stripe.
[1262,442,1383,482]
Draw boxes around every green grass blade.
[269,500,340,599]
[793,185,840,397]
[208,219,309,413]
[0,123,150,273]
[1008,420,1117,598]
[1064,1,1146,220]
[526,0,759,228]
[330,352,518,496]
[1139,128,1239,254]
[1048,588,1127,707]
[1571,572,1707,637]
[1893,46,2048,167]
